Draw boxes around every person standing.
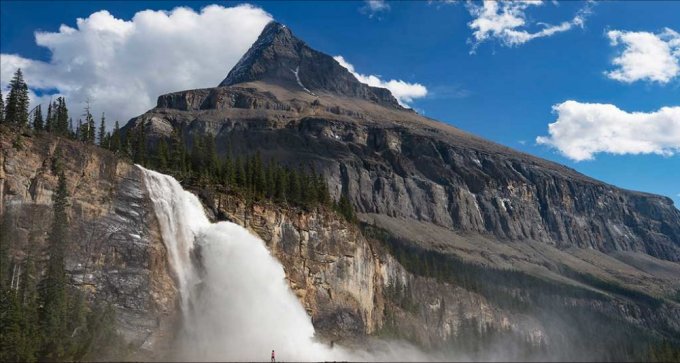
[271,349,275,362]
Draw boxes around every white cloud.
[361,0,390,18]
[466,0,592,52]
[605,28,680,84]
[333,55,428,107]
[536,100,680,161]
[0,5,272,127]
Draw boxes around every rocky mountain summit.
[219,22,401,108]
[129,21,680,263]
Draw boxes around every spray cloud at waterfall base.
[140,166,439,361]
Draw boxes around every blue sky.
[1,1,679,204]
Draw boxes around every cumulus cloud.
[0,4,272,127]
[360,0,390,18]
[605,28,680,84]
[536,100,680,161]
[333,55,427,107]
[466,0,592,52]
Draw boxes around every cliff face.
[4,130,679,359]
[127,22,680,264]
[133,103,680,262]
[200,191,547,347]
[200,190,680,357]
[0,130,178,358]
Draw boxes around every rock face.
[0,131,178,359]
[128,22,680,263]
[200,191,548,348]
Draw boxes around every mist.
[142,167,451,361]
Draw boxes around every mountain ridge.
[126,21,680,263]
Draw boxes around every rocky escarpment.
[199,191,548,348]
[0,130,178,358]
[199,190,680,359]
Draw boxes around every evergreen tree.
[336,194,355,222]
[39,167,69,360]
[287,168,302,204]
[98,113,106,146]
[204,135,219,182]
[54,97,69,136]
[315,170,330,206]
[156,139,169,171]
[45,101,53,132]
[169,128,186,176]
[253,152,266,198]
[4,69,30,127]
[111,121,122,153]
[222,154,235,188]
[16,228,40,361]
[274,165,287,202]
[132,121,146,166]
[33,104,44,131]
[235,157,246,188]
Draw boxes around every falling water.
[141,166,436,361]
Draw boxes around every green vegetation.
[125,122,347,213]
[362,223,680,361]
[0,159,126,361]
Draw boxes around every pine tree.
[111,121,121,153]
[4,69,30,127]
[156,139,169,171]
[33,104,44,131]
[287,168,302,204]
[39,167,70,360]
[169,128,186,176]
[45,101,53,132]
[336,194,355,222]
[274,165,287,202]
[54,97,69,136]
[222,154,234,188]
[132,121,146,166]
[235,157,246,188]
[98,113,106,146]
[253,152,266,198]
[204,135,219,182]
[315,170,330,206]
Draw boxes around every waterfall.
[141,167,434,362]
[141,167,337,361]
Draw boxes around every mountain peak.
[219,21,402,108]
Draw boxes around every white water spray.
[141,167,436,362]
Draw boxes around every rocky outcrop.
[0,130,178,358]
